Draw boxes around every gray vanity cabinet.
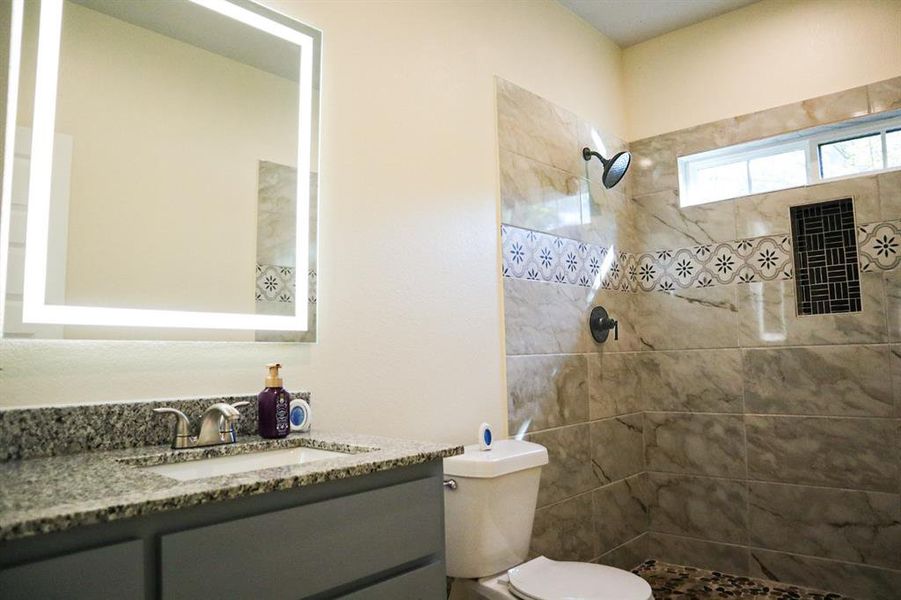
[0,461,447,599]
[0,539,144,599]
[160,477,443,599]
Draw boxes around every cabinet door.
[160,476,443,599]
[340,561,446,600]
[0,539,144,599]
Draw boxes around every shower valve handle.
[589,306,618,343]
[600,317,619,341]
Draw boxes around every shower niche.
[789,197,861,315]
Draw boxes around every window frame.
[678,111,901,207]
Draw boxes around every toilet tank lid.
[443,439,548,478]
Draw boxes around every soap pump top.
[266,363,283,387]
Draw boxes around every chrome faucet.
[153,401,250,449]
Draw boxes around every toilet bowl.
[443,439,652,600]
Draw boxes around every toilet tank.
[443,439,549,579]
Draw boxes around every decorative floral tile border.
[254,265,318,305]
[502,219,898,292]
[501,225,637,292]
[635,235,793,291]
[859,219,900,272]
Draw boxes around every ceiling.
[558,0,760,48]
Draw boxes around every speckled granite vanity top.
[0,398,462,541]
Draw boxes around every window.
[678,112,901,207]
[819,134,883,178]
[887,129,901,168]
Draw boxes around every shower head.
[582,147,631,189]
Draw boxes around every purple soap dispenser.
[258,363,290,439]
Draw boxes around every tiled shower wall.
[626,77,901,600]
[498,76,901,599]
[498,77,650,570]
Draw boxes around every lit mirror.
[1,0,320,341]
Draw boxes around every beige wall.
[623,0,901,140]
[0,0,624,445]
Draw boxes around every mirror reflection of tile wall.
[255,162,317,343]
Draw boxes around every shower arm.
[582,147,604,162]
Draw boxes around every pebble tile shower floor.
[633,561,852,599]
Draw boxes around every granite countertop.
[0,431,462,542]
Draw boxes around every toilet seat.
[506,556,653,600]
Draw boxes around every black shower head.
[582,147,631,189]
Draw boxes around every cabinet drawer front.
[340,561,446,600]
[0,539,144,599]
[161,476,444,600]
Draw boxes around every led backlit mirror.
[1,0,320,341]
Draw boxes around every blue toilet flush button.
[479,423,493,451]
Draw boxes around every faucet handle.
[153,407,192,449]
[230,401,250,410]
[203,402,240,420]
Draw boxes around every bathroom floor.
[633,560,851,599]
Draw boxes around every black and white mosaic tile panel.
[501,219,898,293]
[790,199,861,315]
[633,560,853,600]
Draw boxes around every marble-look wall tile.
[743,346,893,417]
[730,86,869,149]
[745,416,898,492]
[590,414,643,484]
[632,190,736,250]
[647,473,748,544]
[644,413,746,478]
[496,77,624,188]
[596,533,647,570]
[593,474,649,554]
[887,269,901,342]
[734,175,879,239]
[593,350,742,415]
[628,133,679,197]
[258,160,298,214]
[528,423,596,507]
[507,354,588,435]
[565,179,638,251]
[635,286,739,351]
[867,76,901,114]
[892,346,901,417]
[749,549,901,600]
[748,481,901,569]
[736,273,888,347]
[877,170,901,221]
[587,352,644,419]
[673,86,870,159]
[647,532,749,575]
[503,278,595,355]
[531,492,597,562]
[503,279,642,355]
[499,150,583,236]
[496,78,588,178]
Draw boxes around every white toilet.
[444,439,653,600]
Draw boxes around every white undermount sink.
[142,446,349,481]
